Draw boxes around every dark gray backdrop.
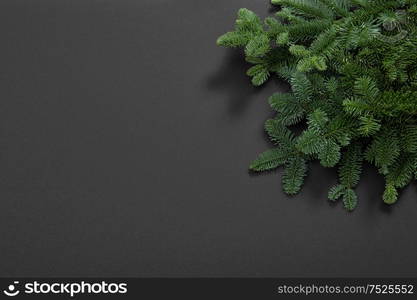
[0,0,416,277]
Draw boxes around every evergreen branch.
[282,156,308,195]
[250,148,289,171]
[218,0,417,211]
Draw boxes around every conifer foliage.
[217,0,417,211]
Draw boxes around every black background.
[0,0,416,277]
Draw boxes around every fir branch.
[218,0,417,211]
